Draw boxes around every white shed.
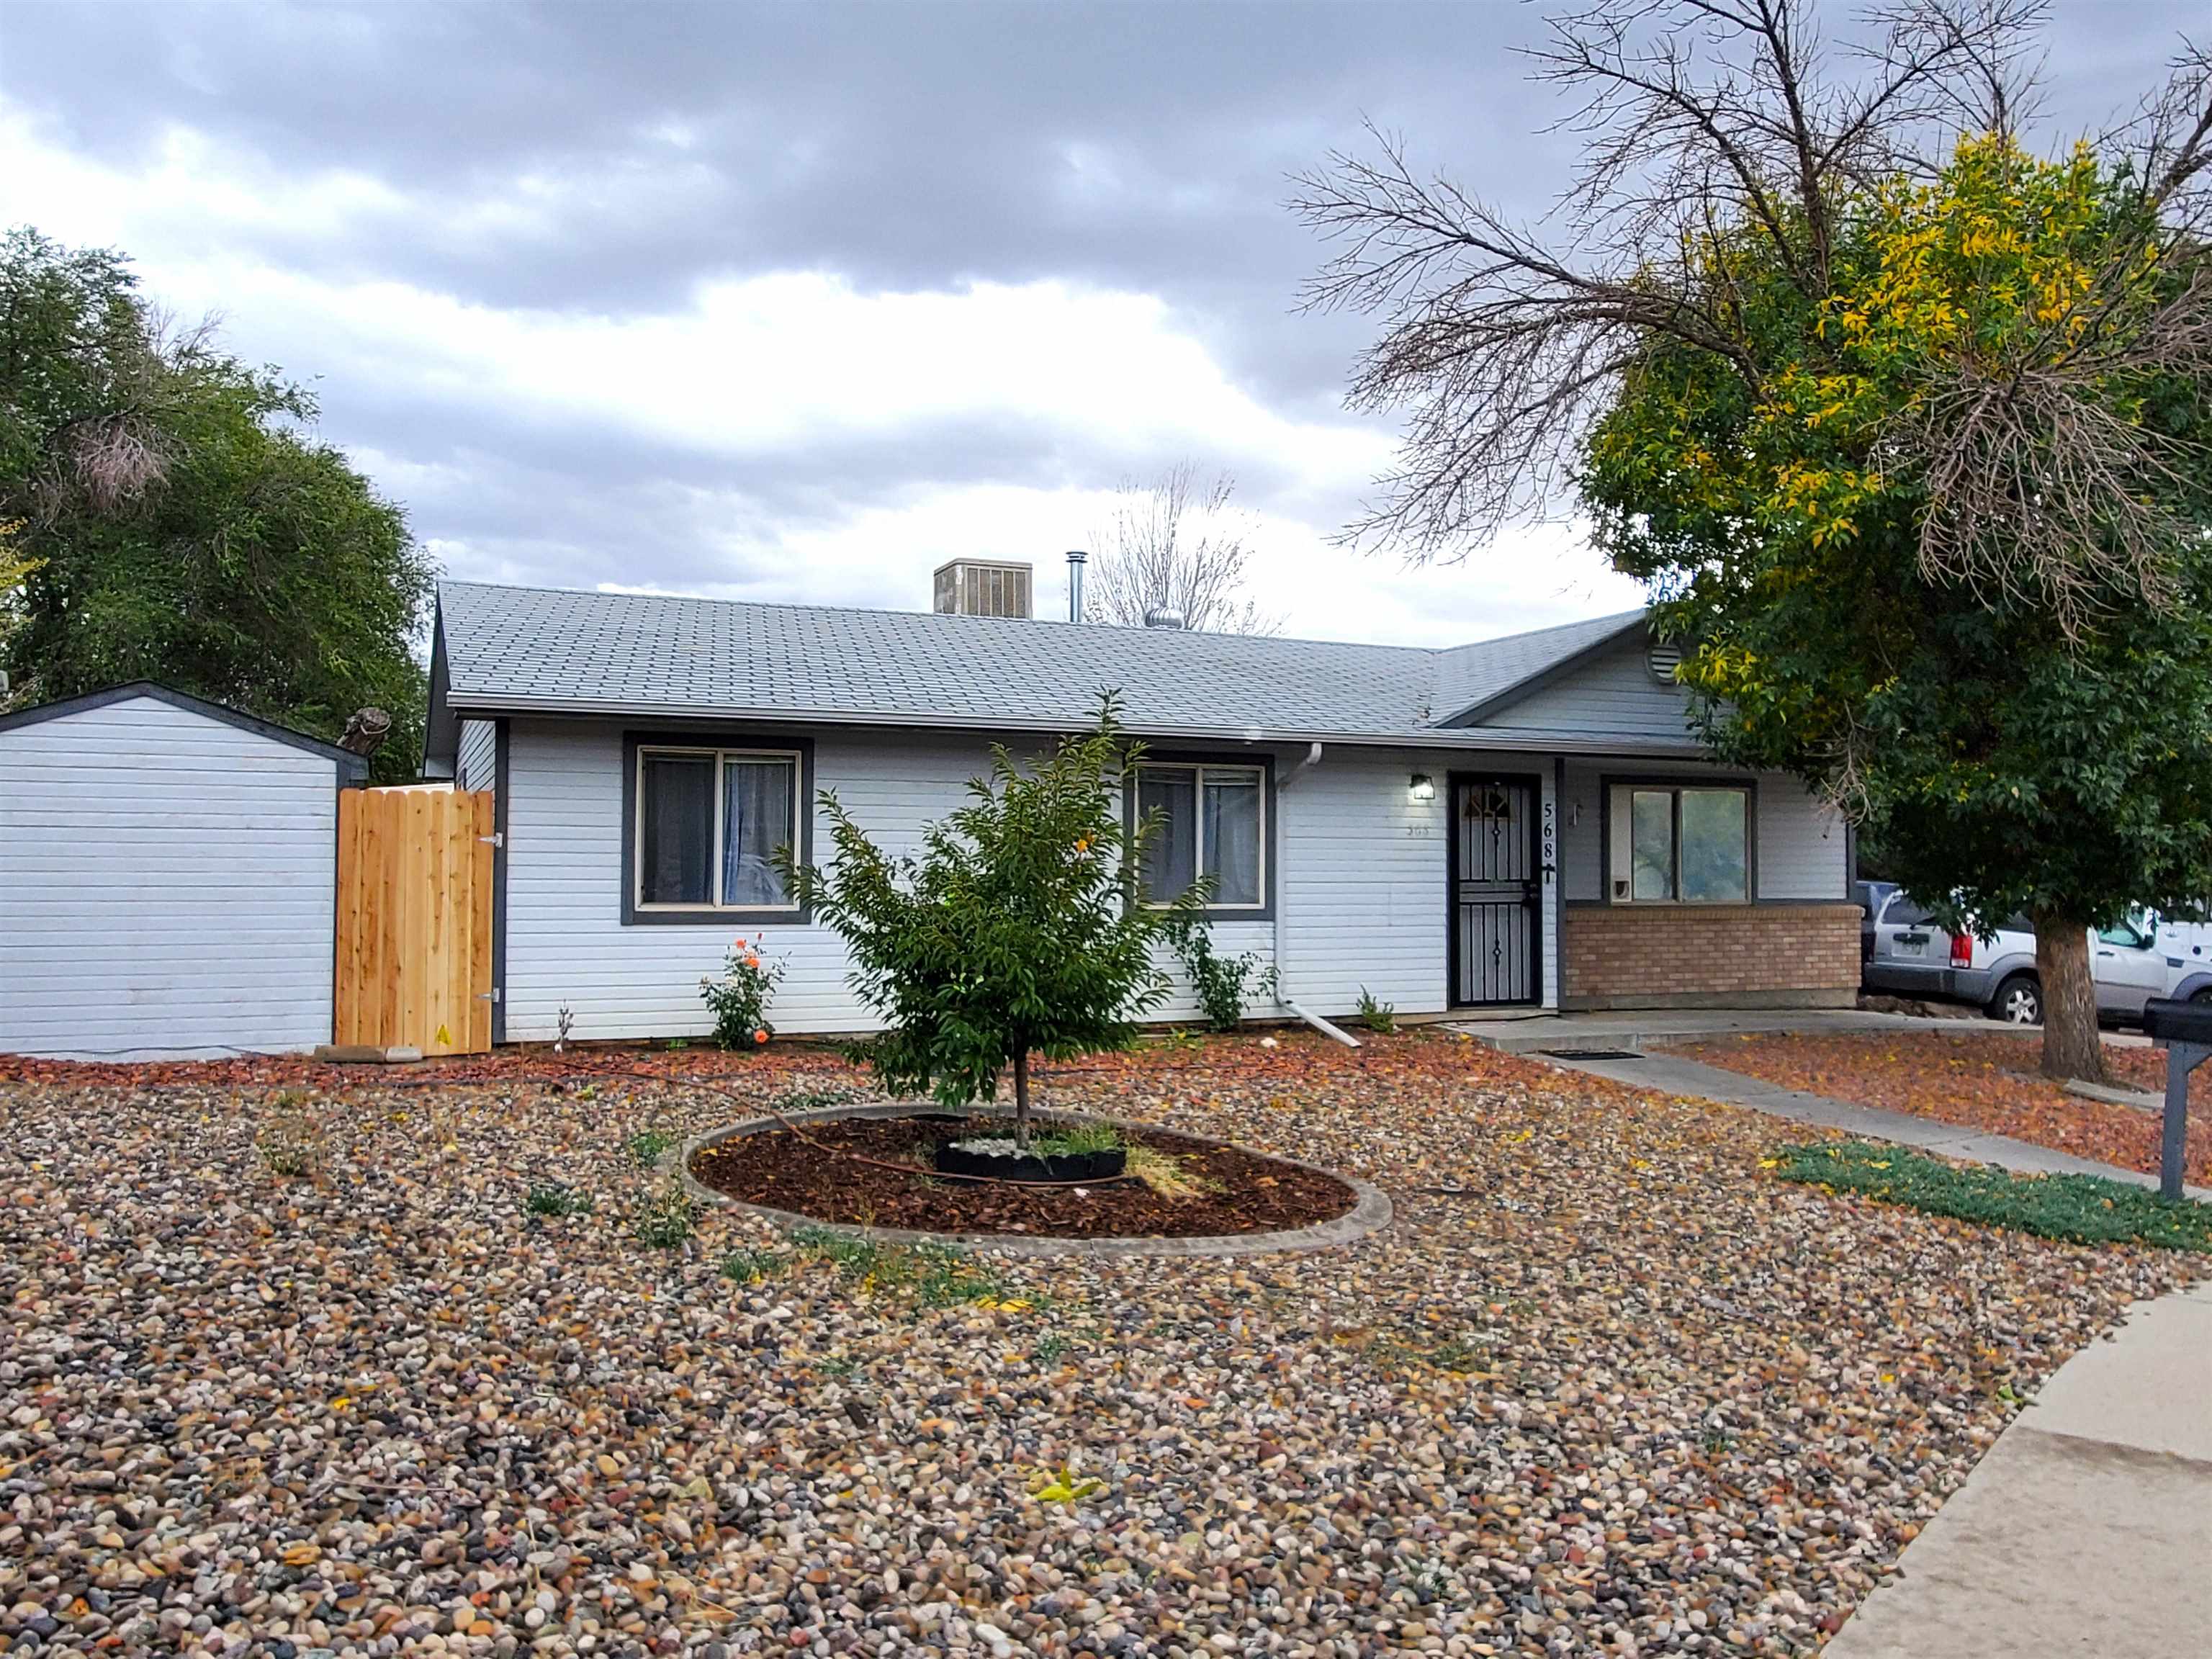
[0,683,367,1060]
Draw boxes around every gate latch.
[477,832,504,848]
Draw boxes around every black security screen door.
[1452,777,1540,1006]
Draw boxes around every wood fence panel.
[334,788,494,1055]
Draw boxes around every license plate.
[1896,934,1928,958]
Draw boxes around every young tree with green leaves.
[0,228,433,781]
[786,696,1202,1148]
[1294,1,2212,1081]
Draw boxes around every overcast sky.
[1,1,2198,645]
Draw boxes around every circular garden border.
[680,1101,1393,1259]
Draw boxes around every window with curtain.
[1610,782,1750,904]
[1135,762,1265,910]
[634,745,801,912]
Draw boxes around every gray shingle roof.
[431,580,1649,750]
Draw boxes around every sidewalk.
[1824,1280,2212,1658]
[1524,1047,2212,1200]
[1511,1033,2212,1653]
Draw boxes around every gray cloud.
[4,0,2203,634]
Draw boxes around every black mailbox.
[2144,998,2212,1047]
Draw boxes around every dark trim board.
[618,728,817,926]
[1120,747,1278,922]
[1447,768,1547,1010]
[0,680,370,781]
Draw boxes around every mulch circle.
[688,1111,1358,1238]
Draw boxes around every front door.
[1452,776,1540,1006]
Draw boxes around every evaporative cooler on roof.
[932,559,1033,619]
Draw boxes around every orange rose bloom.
[752,1028,769,1045]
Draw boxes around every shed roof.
[0,681,370,781]
[426,580,1671,760]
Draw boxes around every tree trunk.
[1012,1049,1032,1151]
[2034,913,2109,1084]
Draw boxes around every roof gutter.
[436,693,1709,757]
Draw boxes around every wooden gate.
[334,787,494,1056]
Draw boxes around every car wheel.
[2193,987,2212,1006]
[1991,974,2043,1025]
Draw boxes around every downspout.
[1273,742,1362,1048]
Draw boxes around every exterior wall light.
[1409,773,1436,803]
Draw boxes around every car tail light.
[1949,932,1974,967]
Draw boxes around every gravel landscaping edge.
[679,1100,1394,1257]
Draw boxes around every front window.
[635,745,801,912]
[1611,783,1749,903]
[1135,762,1265,909]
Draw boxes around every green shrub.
[783,694,1200,1150]
[526,1180,593,1218]
[1161,914,1261,1033]
[631,1180,697,1249]
[1356,986,1397,1034]
[626,1128,676,1170]
[255,1097,324,1179]
[699,934,786,1051]
[1773,1141,2212,1251]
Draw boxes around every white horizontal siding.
[457,719,498,794]
[1558,757,1846,903]
[1278,748,1559,1016]
[0,696,339,1058]
[1489,636,1696,739]
[505,724,1030,1041]
[500,723,1585,1039]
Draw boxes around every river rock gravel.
[0,1031,2195,1658]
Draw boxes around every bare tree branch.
[1290,0,2209,625]
[1087,464,1283,634]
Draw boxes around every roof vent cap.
[1143,605,1185,630]
[1647,639,1683,683]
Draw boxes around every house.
[421,572,1860,1043]
[0,683,369,1060]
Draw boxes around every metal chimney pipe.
[1066,549,1087,623]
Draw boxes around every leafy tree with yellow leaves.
[1295,1,2212,1081]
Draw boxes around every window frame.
[1600,775,1758,906]
[1125,755,1274,920]
[620,731,814,925]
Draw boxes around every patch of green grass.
[784,1226,1016,1307]
[526,1180,594,1218]
[1773,1141,2212,1252]
[1033,1120,1125,1158]
[626,1128,678,1170]
[719,1246,786,1284]
[1034,1331,1072,1365]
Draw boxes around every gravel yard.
[1,1032,2196,1659]
[1671,1030,2212,1187]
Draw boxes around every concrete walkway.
[1824,1279,2212,1659]
[1448,1004,2156,1054]
[1457,1012,2212,1652]
[1520,1046,2212,1199]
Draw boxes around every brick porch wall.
[1561,902,1861,1010]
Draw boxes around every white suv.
[1864,894,2170,1025]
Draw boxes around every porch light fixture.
[1409,773,1436,803]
